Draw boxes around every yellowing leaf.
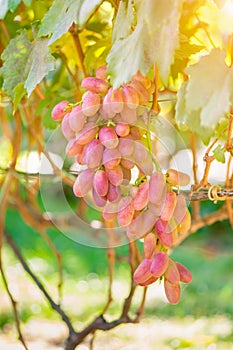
[112,0,135,42]
[175,49,233,143]
[107,0,182,87]
[186,49,233,127]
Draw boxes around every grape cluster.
[51,66,192,304]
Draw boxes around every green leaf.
[13,82,26,110]
[112,0,135,42]
[1,29,55,99]
[39,0,103,44]
[0,0,9,19]
[23,0,32,5]
[8,0,21,12]
[84,38,111,73]
[24,36,55,96]
[107,0,182,87]
[1,30,32,97]
[213,145,226,163]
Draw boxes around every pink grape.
[160,191,177,222]
[121,159,135,169]
[107,183,121,202]
[133,182,149,211]
[121,166,132,183]
[164,280,180,304]
[130,126,143,140]
[129,80,150,105]
[166,169,190,186]
[133,71,152,90]
[115,123,130,137]
[144,233,157,259]
[164,259,180,284]
[175,262,192,284]
[69,105,87,132]
[133,141,148,162]
[102,91,116,119]
[83,139,104,169]
[138,155,153,176]
[173,195,187,224]
[66,138,84,157]
[73,169,94,197]
[51,100,69,121]
[133,258,152,284]
[122,85,139,109]
[81,77,108,95]
[106,165,123,186]
[149,172,166,204]
[155,219,173,247]
[178,210,191,234]
[92,188,106,207]
[109,88,124,113]
[148,202,163,216]
[127,210,157,240]
[95,65,107,80]
[120,104,137,124]
[118,138,134,157]
[76,122,98,145]
[99,126,119,149]
[118,196,134,227]
[102,148,121,169]
[138,275,158,286]
[103,202,118,221]
[61,113,76,140]
[150,252,169,277]
[93,169,109,197]
[82,91,100,116]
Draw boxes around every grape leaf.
[1,29,55,99]
[8,0,21,12]
[39,0,103,44]
[13,82,26,111]
[0,0,9,19]
[112,0,135,42]
[175,49,233,142]
[107,0,182,87]
[213,145,226,163]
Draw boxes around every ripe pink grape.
[175,262,192,284]
[150,252,169,277]
[69,105,87,132]
[61,113,76,140]
[99,126,119,149]
[102,148,121,169]
[51,101,69,121]
[160,191,177,222]
[73,169,94,197]
[149,172,166,204]
[133,258,152,284]
[164,259,180,284]
[122,85,139,109]
[155,219,173,247]
[118,196,134,227]
[144,233,157,259]
[133,182,149,211]
[115,123,130,137]
[82,91,100,116]
[106,165,123,186]
[164,280,180,304]
[76,122,98,145]
[81,77,108,95]
[93,170,109,197]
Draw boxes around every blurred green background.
[1,198,233,349]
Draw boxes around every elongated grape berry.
[164,279,180,304]
[81,77,108,95]
[52,101,69,121]
[133,258,152,284]
[118,196,134,227]
[150,252,169,277]
[175,262,192,284]
[93,169,109,197]
[99,126,119,149]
